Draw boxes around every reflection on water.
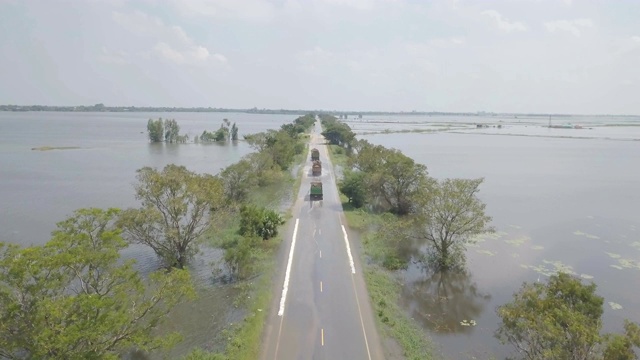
[400,266,491,334]
[0,111,296,358]
[357,117,640,359]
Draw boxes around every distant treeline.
[1,103,637,117]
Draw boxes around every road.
[261,120,385,360]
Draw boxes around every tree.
[223,235,259,281]
[339,170,367,208]
[496,273,640,360]
[219,159,257,204]
[0,208,195,359]
[238,205,284,240]
[378,150,430,215]
[164,119,180,143]
[230,122,238,141]
[413,178,492,270]
[351,143,430,214]
[147,118,164,142]
[119,165,226,269]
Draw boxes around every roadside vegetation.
[322,113,640,360]
[0,114,316,359]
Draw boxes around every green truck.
[310,181,323,200]
[311,148,320,161]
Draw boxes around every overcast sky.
[1,0,639,114]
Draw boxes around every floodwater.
[0,111,295,358]
[351,115,640,359]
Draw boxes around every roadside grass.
[185,139,308,360]
[326,144,349,167]
[328,145,436,360]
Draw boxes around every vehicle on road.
[311,148,320,161]
[310,181,323,200]
[312,160,322,176]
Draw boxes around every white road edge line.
[278,218,299,316]
[341,225,356,274]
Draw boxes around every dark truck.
[311,148,320,161]
[312,160,322,176]
[310,181,323,200]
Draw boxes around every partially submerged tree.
[164,118,180,143]
[413,178,492,270]
[496,272,640,360]
[119,165,226,268]
[147,118,164,142]
[230,122,238,141]
[0,208,195,359]
[219,159,257,204]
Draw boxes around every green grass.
[31,146,81,151]
[343,205,435,360]
[366,267,434,360]
[327,144,349,167]
[185,136,311,360]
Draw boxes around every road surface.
[261,120,385,360]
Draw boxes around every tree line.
[146,118,239,144]
[0,114,316,359]
[322,114,640,359]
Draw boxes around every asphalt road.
[261,120,385,360]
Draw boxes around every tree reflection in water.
[400,267,491,334]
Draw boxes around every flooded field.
[352,115,640,359]
[0,111,296,358]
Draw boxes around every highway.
[261,120,384,360]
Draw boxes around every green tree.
[230,122,239,141]
[238,205,284,240]
[378,150,430,215]
[0,208,195,359]
[339,170,367,208]
[413,178,492,270]
[223,235,259,281]
[219,159,257,204]
[351,142,430,214]
[119,165,226,269]
[164,118,180,143]
[147,118,164,142]
[496,273,640,360]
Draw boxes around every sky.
[0,0,639,114]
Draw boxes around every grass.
[31,146,80,151]
[186,137,310,360]
[327,145,436,360]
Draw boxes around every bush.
[238,205,284,240]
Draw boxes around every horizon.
[1,103,639,117]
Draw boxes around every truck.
[311,148,320,161]
[312,160,322,176]
[310,181,323,200]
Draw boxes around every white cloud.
[429,36,466,47]
[313,0,401,11]
[544,18,593,37]
[99,47,128,65]
[481,10,526,33]
[632,36,640,43]
[112,10,225,65]
[170,0,276,21]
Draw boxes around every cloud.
[632,36,640,43]
[170,0,276,21]
[544,19,593,37]
[313,0,401,11]
[99,47,128,65]
[481,10,526,33]
[112,10,226,65]
[429,36,465,47]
